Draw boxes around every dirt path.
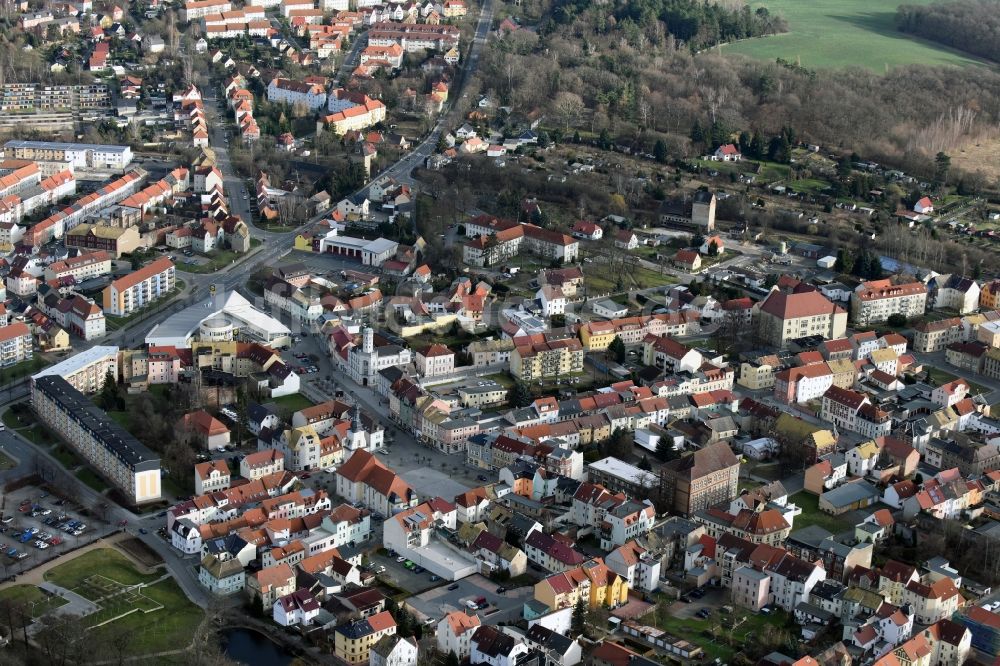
[0,532,163,591]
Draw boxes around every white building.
[345,327,413,387]
[267,78,328,111]
[370,635,418,666]
[145,291,291,349]
[437,611,482,659]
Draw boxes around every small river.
[221,628,296,666]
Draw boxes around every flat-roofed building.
[33,346,118,393]
[3,140,131,170]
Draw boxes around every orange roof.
[109,256,174,291]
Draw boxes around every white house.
[714,144,742,161]
[537,285,566,317]
[914,197,934,214]
[470,625,529,666]
[267,78,328,111]
[437,610,482,659]
[371,635,418,666]
[605,540,661,592]
[273,589,321,626]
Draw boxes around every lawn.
[52,445,79,469]
[787,178,830,194]
[44,548,203,656]
[89,579,203,655]
[175,240,263,274]
[653,603,792,662]
[0,357,50,386]
[924,367,992,397]
[75,467,109,493]
[0,451,15,470]
[722,0,985,70]
[0,585,68,617]
[2,408,35,429]
[791,491,855,534]
[483,373,516,390]
[44,548,161,591]
[271,393,316,413]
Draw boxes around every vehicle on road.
[139,528,148,535]
[447,583,460,591]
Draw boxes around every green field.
[0,585,69,617]
[271,393,316,413]
[791,491,855,534]
[722,0,985,70]
[43,548,203,656]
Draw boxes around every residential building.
[32,375,160,503]
[850,280,928,325]
[370,635,417,666]
[437,610,481,659]
[194,460,230,495]
[334,610,397,665]
[33,345,118,393]
[241,449,285,480]
[102,257,175,316]
[510,334,584,381]
[0,322,32,367]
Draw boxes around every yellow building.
[510,335,584,381]
[534,558,628,612]
[826,358,857,389]
[293,234,314,252]
[579,323,616,352]
[334,610,396,665]
[980,280,1000,310]
[738,355,782,390]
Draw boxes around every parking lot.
[403,573,530,626]
[370,551,445,595]
[0,483,110,576]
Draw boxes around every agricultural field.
[722,0,985,70]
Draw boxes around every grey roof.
[788,525,835,550]
[33,375,159,472]
[820,481,880,508]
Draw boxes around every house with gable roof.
[437,609,481,659]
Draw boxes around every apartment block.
[0,322,32,367]
[510,334,584,381]
[850,280,928,325]
[102,257,175,316]
[32,375,160,503]
[33,346,118,394]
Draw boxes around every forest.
[545,0,787,50]
[480,0,1000,180]
[897,0,1000,63]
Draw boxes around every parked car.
[447,583,460,591]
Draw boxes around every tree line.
[897,0,1000,63]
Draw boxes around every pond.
[221,628,295,666]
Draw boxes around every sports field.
[721,0,985,70]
